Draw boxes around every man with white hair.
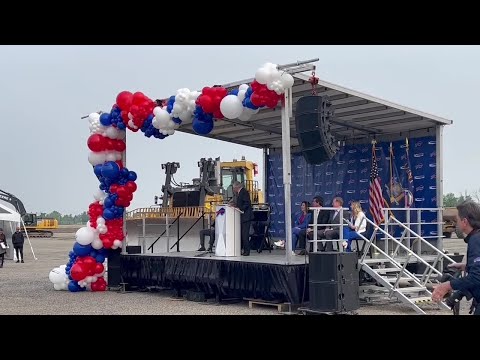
[230,181,254,256]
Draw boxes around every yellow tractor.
[125,156,265,253]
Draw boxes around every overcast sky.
[0,45,478,215]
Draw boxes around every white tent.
[0,202,20,260]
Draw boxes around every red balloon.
[214,87,228,98]
[213,109,223,119]
[95,263,105,275]
[202,87,215,97]
[266,97,278,109]
[250,81,261,92]
[116,187,128,199]
[87,134,106,152]
[121,111,129,123]
[114,140,126,152]
[91,277,107,292]
[110,185,119,194]
[199,95,215,113]
[116,91,133,111]
[250,93,262,107]
[83,256,96,269]
[126,181,137,193]
[213,95,223,106]
[132,92,145,105]
[103,239,113,249]
[70,264,87,281]
[115,160,124,169]
[105,138,115,151]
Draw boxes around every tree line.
[39,211,89,225]
[443,191,480,207]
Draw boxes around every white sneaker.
[342,241,348,248]
[274,240,285,248]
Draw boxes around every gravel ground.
[0,227,472,315]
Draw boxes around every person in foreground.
[229,181,253,256]
[0,228,7,268]
[432,200,480,314]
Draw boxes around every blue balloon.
[68,251,74,257]
[73,242,93,257]
[100,113,112,126]
[117,122,126,130]
[68,274,73,281]
[101,161,120,180]
[246,87,253,96]
[104,196,114,208]
[89,250,97,258]
[94,164,103,178]
[103,208,115,220]
[230,89,239,96]
[128,171,137,181]
[120,168,129,178]
[172,117,182,125]
[192,118,214,135]
[99,183,106,191]
[95,254,106,263]
[98,248,108,256]
[68,281,81,292]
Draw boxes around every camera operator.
[432,201,480,314]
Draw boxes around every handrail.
[390,216,456,265]
[147,212,183,253]
[361,216,444,278]
[169,212,205,251]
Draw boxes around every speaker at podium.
[214,205,242,257]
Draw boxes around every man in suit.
[297,196,331,255]
[230,181,253,256]
[323,197,350,251]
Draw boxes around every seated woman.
[274,201,312,253]
[343,201,367,252]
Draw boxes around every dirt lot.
[0,225,471,315]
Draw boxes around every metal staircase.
[355,215,457,314]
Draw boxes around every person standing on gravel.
[12,227,25,263]
[0,228,7,268]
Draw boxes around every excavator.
[0,189,58,238]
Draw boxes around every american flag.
[369,144,384,224]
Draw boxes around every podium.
[215,205,242,257]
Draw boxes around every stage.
[120,250,309,304]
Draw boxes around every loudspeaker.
[308,252,360,313]
[126,245,141,254]
[295,96,338,164]
[107,248,122,287]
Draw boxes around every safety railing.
[307,207,349,252]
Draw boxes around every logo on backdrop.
[216,207,226,217]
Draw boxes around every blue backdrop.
[266,136,438,239]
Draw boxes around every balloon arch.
[48,63,295,292]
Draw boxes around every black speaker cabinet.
[308,252,360,313]
[126,245,142,254]
[107,248,122,287]
[295,96,338,165]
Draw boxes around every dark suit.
[235,187,253,254]
[323,209,351,251]
[297,209,331,251]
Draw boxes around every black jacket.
[309,209,331,231]
[450,229,480,302]
[12,231,24,246]
[235,187,253,222]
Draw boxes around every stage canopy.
[0,202,21,223]
[177,72,452,149]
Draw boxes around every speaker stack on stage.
[308,252,360,314]
[295,95,339,165]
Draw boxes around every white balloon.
[255,67,270,85]
[92,276,98,282]
[239,83,249,91]
[86,276,94,283]
[94,189,106,201]
[269,70,281,83]
[238,109,253,121]
[88,152,106,166]
[59,264,67,270]
[128,112,134,120]
[88,113,100,122]
[220,95,244,119]
[105,126,119,140]
[98,225,107,235]
[49,267,66,284]
[97,217,106,225]
[105,152,117,162]
[179,112,192,122]
[237,90,247,102]
[53,283,63,291]
[115,152,122,161]
[113,240,123,248]
[267,82,276,91]
[92,238,103,250]
[280,73,294,89]
[75,227,96,246]
[117,130,126,140]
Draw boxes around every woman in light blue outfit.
[275,201,311,251]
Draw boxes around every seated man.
[198,220,215,252]
[323,197,351,251]
[296,196,330,255]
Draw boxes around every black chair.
[249,205,272,253]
